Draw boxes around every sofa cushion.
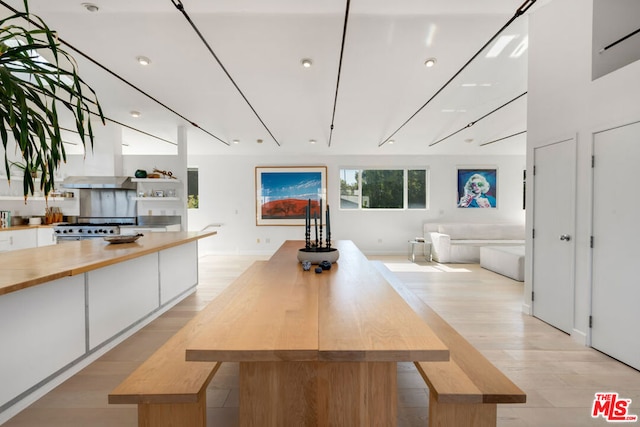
[437,223,524,240]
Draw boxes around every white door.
[532,138,576,333]
[591,121,640,370]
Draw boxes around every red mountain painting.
[261,199,320,219]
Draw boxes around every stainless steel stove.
[53,223,122,241]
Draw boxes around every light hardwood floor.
[3,255,639,426]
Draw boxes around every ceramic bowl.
[297,247,339,265]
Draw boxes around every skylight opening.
[485,35,517,58]
[510,36,529,58]
[4,38,74,86]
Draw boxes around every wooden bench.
[373,262,526,427]
[108,261,267,427]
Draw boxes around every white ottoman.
[480,246,525,281]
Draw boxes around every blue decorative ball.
[315,267,323,274]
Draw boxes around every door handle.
[560,234,571,241]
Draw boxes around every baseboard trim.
[571,328,588,346]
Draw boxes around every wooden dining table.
[185,240,449,426]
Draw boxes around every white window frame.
[339,167,430,211]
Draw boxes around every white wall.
[526,0,640,340]
[187,154,525,256]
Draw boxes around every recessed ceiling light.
[388,139,395,145]
[81,3,99,12]
[424,58,437,68]
[257,139,263,144]
[301,58,313,68]
[232,139,239,144]
[136,56,151,66]
[464,138,474,143]
[130,110,141,118]
[309,139,316,144]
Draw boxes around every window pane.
[340,169,359,209]
[408,169,427,209]
[361,170,403,209]
[187,168,199,209]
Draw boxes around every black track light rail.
[328,0,351,148]
[600,27,640,53]
[0,0,229,147]
[60,121,176,147]
[100,116,177,146]
[378,0,536,147]
[170,0,281,147]
[479,130,527,146]
[429,91,527,147]
[9,117,175,148]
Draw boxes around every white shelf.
[131,178,180,183]
[133,197,180,201]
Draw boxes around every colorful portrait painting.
[457,168,497,208]
[256,166,327,225]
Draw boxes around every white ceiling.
[1,0,536,157]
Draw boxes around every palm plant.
[0,0,104,199]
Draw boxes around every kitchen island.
[0,231,216,422]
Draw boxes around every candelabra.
[298,198,339,264]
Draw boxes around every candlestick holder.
[300,199,338,264]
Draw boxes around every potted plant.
[0,0,104,200]
[10,160,37,175]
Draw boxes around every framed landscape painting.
[255,166,327,226]
[457,168,497,208]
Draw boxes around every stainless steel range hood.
[61,176,136,189]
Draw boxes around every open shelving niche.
[131,178,181,202]
[0,175,77,202]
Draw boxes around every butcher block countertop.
[0,231,216,296]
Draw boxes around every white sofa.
[424,223,525,263]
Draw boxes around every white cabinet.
[87,254,159,349]
[159,242,197,304]
[37,227,56,246]
[0,275,85,408]
[0,233,8,252]
[0,229,38,252]
[0,227,55,251]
